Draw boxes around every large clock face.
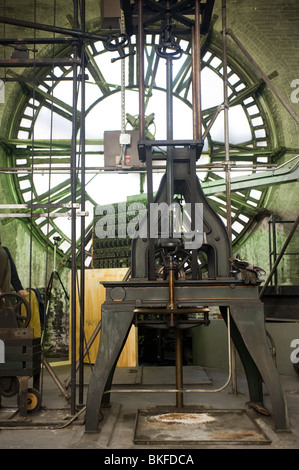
[7,33,275,267]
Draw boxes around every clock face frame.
[6,34,275,267]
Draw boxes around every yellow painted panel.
[70,268,137,367]
[22,289,41,338]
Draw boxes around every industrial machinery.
[85,0,289,433]
[0,293,42,415]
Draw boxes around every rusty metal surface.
[134,408,271,445]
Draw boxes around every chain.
[120,9,126,136]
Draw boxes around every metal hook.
[104,33,136,63]
[156,25,183,60]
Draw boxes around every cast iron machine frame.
[85,0,289,433]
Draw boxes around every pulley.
[0,293,31,328]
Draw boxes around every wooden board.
[70,268,137,367]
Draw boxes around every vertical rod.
[230,337,237,394]
[168,265,175,310]
[191,27,197,139]
[166,55,174,236]
[79,0,86,406]
[70,0,79,415]
[191,27,198,140]
[194,0,202,140]
[166,57,173,140]
[268,216,273,284]
[222,0,236,395]
[175,328,183,408]
[190,0,202,277]
[147,152,155,280]
[120,9,126,164]
[53,242,57,272]
[138,0,154,279]
[169,264,183,407]
[138,0,145,141]
[272,216,278,289]
[222,0,232,247]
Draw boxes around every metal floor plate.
[134,408,271,445]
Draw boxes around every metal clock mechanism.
[82,0,289,433]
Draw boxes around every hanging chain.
[120,10,126,135]
[119,9,127,164]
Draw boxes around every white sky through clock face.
[14,38,270,255]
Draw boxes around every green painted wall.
[216,0,299,284]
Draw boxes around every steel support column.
[79,0,86,407]
[70,0,79,416]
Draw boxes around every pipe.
[168,267,175,311]
[166,53,174,234]
[222,0,232,247]
[0,58,81,67]
[191,27,197,140]
[0,16,107,42]
[0,37,79,45]
[222,1,236,395]
[42,356,70,400]
[202,104,225,140]
[0,163,277,173]
[269,216,278,288]
[175,328,183,408]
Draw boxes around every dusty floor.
[0,363,298,455]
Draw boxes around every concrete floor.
[0,363,299,452]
